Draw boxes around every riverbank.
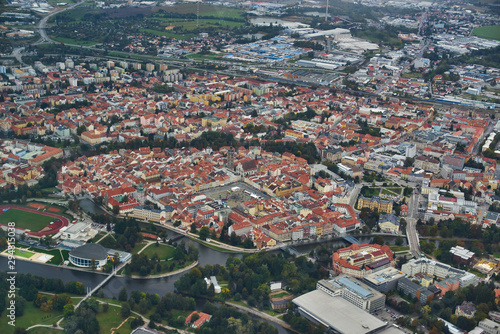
[116,260,199,279]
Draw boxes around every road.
[35,1,85,45]
[406,192,422,258]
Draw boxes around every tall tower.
[227,147,234,170]
[325,0,329,22]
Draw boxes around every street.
[406,192,422,258]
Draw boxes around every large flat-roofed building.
[292,290,386,334]
[363,267,405,293]
[316,275,385,312]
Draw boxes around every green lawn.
[140,28,195,40]
[0,297,65,333]
[50,36,97,46]
[270,291,289,299]
[25,247,68,265]
[91,232,107,243]
[152,17,244,30]
[493,252,500,259]
[28,327,63,334]
[381,188,401,196]
[0,209,54,232]
[390,246,410,252]
[141,243,175,260]
[96,304,135,334]
[131,241,148,254]
[154,4,243,19]
[473,25,500,41]
[14,248,35,258]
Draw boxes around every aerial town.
[0,0,500,333]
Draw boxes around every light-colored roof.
[292,290,386,334]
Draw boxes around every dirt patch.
[47,207,61,212]
[28,203,46,209]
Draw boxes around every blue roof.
[337,277,373,299]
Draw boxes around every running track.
[0,205,69,237]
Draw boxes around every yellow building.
[357,196,393,214]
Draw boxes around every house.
[456,301,476,319]
[185,311,212,329]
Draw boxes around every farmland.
[472,25,500,41]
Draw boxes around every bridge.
[168,234,185,243]
[280,246,304,257]
[342,236,361,245]
[74,260,128,309]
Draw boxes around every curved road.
[35,1,85,45]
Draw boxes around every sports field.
[472,25,500,41]
[0,209,54,232]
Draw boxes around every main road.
[35,1,85,45]
[406,192,422,258]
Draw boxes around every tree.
[199,226,210,241]
[112,205,120,215]
[190,223,197,234]
[63,304,74,317]
[90,258,97,271]
[118,287,128,302]
[121,302,131,318]
[395,236,403,246]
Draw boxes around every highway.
[35,1,85,45]
[406,192,422,258]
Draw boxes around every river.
[0,232,404,334]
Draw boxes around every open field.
[140,28,194,40]
[0,208,54,231]
[154,4,243,19]
[96,304,137,334]
[152,17,244,30]
[0,295,76,333]
[473,25,500,41]
[51,36,97,46]
[28,327,64,334]
[141,243,175,260]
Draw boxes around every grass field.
[51,36,97,46]
[472,25,500,41]
[270,291,289,299]
[141,243,175,260]
[14,248,35,258]
[28,327,63,334]
[140,28,195,39]
[0,296,66,333]
[96,304,122,333]
[152,17,244,30]
[154,4,243,19]
[390,246,410,252]
[0,209,54,232]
